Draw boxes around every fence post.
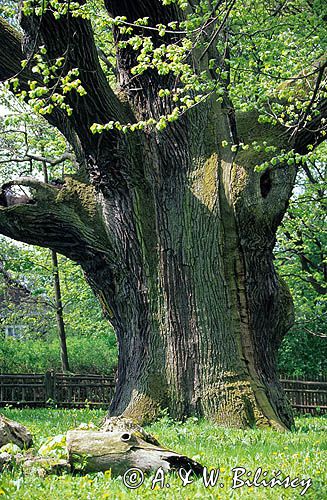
[44,371,55,402]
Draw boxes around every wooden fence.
[280,376,327,415]
[0,372,115,408]
[0,373,326,414]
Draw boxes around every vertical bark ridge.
[225,158,296,429]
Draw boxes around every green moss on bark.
[190,153,218,210]
[122,394,162,425]
[55,178,97,218]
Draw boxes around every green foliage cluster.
[10,0,325,155]
[12,63,87,117]
[276,143,327,378]
[0,93,76,180]
[0,0,17,24]
[0,408,326,499]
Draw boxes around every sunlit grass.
[0,408,326,499]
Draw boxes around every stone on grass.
[0,415,33,449]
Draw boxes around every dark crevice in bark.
[260,169,272,198]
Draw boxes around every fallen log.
[100,416,161,446]
[67,427,203,475]
[0,415,203,477]
[0,415,33,449]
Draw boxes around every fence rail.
[280,377,327,414]
[0,373,326,414]
[0,372,115,408]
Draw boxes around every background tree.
[276,142,327,377]
[42,160,70,372]
[0,236,118,374]
[0,0,326,430]
[0,99,74,372]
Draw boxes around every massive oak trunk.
[0,125,295,430]
[0,2,325,430]
[81,107,296,430]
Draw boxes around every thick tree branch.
[199,0,236,61]
[19,1,133,155]
[0,8,135,184]
[0,177,110,264]
[0,17,23,82]
[104,0,186,116]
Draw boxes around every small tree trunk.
[51,250,70,373]
[42,160,70,373]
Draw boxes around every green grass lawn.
[0,408,326,499]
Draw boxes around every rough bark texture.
[0,2,326,430]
